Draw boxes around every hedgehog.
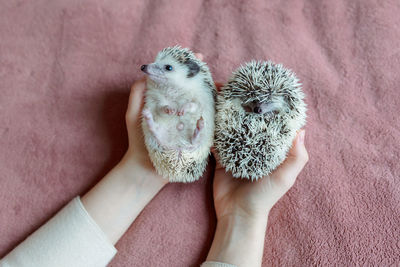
[141,46,216,183]
[214,61,306,181]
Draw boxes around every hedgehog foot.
[191,117,204,145]
[142,108,165,146]
[178,102,197,116]
[162,105,176,115]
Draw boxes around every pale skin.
[81,78,167,245]
[206,127,308,266]
[81,53,309,266]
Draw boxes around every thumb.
[288,129,308,164]
[126,78,146,124]
[272,130,309,184]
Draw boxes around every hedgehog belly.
[214,99,296,181]
[141,103,213,183]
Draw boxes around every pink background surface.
[1,0,399,266]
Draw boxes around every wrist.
[218,212,269,230]
[206,213,268,266]
[217,207,271,225]
[81,151,166,244]
[117,151,167,189]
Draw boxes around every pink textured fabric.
[1,0,399,266]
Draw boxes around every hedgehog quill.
[214,61,306,181]
[141,46,216,182]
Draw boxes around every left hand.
[120,78,167,185]
[81,79,168,245]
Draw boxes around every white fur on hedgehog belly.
[142,117,212,183]
[214,96,305,180]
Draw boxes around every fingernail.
[298,130,305,144]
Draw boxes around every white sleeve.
[0,197,117,267]
[201,261,238,267]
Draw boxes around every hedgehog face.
[241,99,285,115]
[141,49,202,89]
[223,61,302,117]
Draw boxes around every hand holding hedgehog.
[214,61,307,180]
[141,46,216,183]
[206,130,308,266]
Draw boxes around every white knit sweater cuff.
[1,197,117,267]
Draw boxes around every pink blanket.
[1,0,399,266]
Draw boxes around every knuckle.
[303,150,309,163]
[295,148,309,167]
[282,177,296,189]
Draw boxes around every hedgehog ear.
[185,59,200,78]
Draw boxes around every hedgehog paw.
[162,105,176,115]
[191,117,204,145]
[178,102,197,116]
[143,109,161,139]
[142,108,153,122]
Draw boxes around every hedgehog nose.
[141,65,147,72]
[254,107,262,114]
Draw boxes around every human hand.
[81,79,172,244]
[206,130,308,266]
[212,129,308,221]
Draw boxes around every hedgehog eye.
[165,65,173,71]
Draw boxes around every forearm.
[206,214,269,267]
[81,153,166,245]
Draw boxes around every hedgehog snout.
[141,63,165,81]
[241,100,265,114]
[254,106,262,114]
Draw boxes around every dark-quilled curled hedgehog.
[214,61,306,181]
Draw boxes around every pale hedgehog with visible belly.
[141,46,216,182]
[214,61,306,181]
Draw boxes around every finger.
[126,78,146,123]
[287,129,308,161]
[210,147,224,170]
[272,130,308,181]
[194,53,204,61]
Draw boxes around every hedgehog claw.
[162,105,176,115]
